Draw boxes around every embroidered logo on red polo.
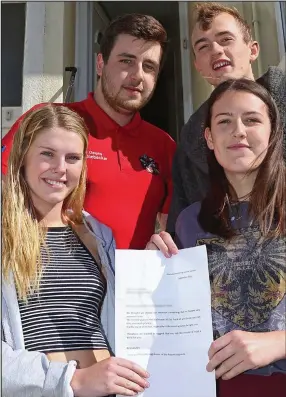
[87,151,107,161]
[139,154,159,175]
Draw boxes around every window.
[1,3,26,106]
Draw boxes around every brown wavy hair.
[2,104,89,300]
[199,78,286,239]
[193,2,252,43]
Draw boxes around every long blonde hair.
[2,105,89,300]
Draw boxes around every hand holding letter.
[71,357,149,397]
[145,231,179,258]
[207,330,286,380]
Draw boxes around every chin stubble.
[101,69,155,113]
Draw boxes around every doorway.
[75,1,186,142]
[99,1,184,141]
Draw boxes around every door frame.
[74,2,109,101]
[75,1,194,123]
[275,1,286,60]
[179,2,193,123]
[74,1,94,101]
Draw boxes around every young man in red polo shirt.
[2,13,176,249]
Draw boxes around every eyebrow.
[117,52,137,59]
[38,146,83,155]
[38,146,56,151]
[117,52,159,68]
[194,31,235,48]
[214,111,264,118]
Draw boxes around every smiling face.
[205,90,271,178]
[192,13,259,86]
[23,127,84,215]
[97,34,162,113]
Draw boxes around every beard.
[101,68,155,114]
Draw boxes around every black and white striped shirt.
[18,226,108,353]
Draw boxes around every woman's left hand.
[145,231,179,258]
[207,330,286,380]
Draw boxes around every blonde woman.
[2,105,149,397]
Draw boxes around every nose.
[130,63,144,83]
[211,41,224,57]
[233,119,247,138]
[52,156,66,174]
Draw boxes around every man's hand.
[157,213,168,232]
[207,330,286,380]
[146,231,179,258]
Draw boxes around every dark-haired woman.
[147,78,286,397]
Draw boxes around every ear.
[249,41,259,63]
[96,53,104,77]
[204,127,214,150]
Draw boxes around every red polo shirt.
[1,93,176,249]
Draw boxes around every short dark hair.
[100,13,168,67]
[193,2,252,43]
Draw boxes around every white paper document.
[115,245,216,397]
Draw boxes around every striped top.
[18,226,108,353]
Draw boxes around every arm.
[158,136,176,233]
[166,144,190,236]
[157,213,168,231]
[2,341,76,397]
[3,341,149,397]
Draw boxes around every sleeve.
[166,143,190,236]
[2,340,77,397]
[1,104,45,175]
[159,136,176,215]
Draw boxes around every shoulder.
[258,66,286,137]
[180,100,209,141]
[257,66,286,94]
[177,201,202,226]
[82,211,114,248]
[176,202,202,247]
[51,99,88,117]
[139,120,176,165]
[141,120,175,144]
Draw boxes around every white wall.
[22,1,75,112]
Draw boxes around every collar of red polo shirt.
[83,92,142,136]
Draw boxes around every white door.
[74,2,109,101]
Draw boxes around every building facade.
[2,1,286,139]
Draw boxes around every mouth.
[228,144,250,150]
[43,178,67,188]
[123,86,142,94]
[212,59,232,71]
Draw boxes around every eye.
[218,119,231,125]
[143,64,156,72]
[66,154,82,162]
[221,37,233,44]
[245,118,261,124]
[41,151,54,157]
[119,59,132,65]
[198,44,208,51]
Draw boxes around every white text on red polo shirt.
[87,151,107,160]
